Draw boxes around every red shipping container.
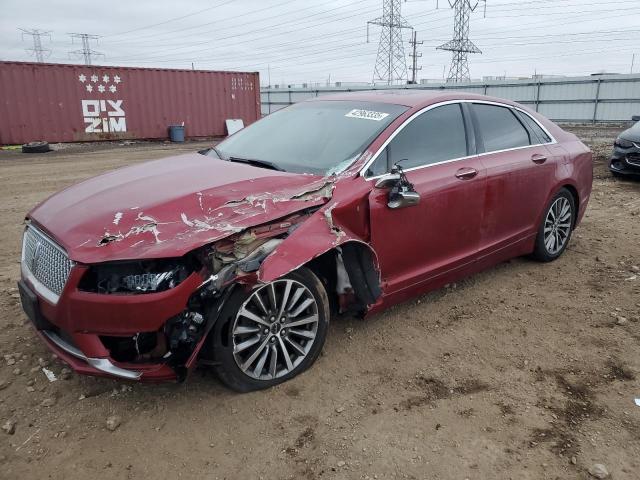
[0,61,260,145]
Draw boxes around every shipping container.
[0,61,260,145]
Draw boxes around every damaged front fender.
[258,201,383,311]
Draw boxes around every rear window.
[515,110,552,144]
[473,103,530,152]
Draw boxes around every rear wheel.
[212,267,329,392]
[532,188,575,262]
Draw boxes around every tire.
[22,141,50,154]
[211,267,330,392]
[532,188,575,262]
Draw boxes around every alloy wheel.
[543,196,572,255]
[231,279,319,380]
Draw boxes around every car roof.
[306,89,521,109]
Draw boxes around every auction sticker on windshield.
[345,109,390,121]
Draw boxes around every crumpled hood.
[28,153,333,264]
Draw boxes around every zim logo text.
[82,100,127,133]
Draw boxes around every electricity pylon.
[19,28,52,63]
[69,33,104,66]
[367,0,413,85]
[437,0,486,83]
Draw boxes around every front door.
[365,103,486,295]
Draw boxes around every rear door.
[366,102,486,294]
[470,103,557,255]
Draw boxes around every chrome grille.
[627,154,640,167]
[22,225,73,301]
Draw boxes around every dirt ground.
[0,130,639,480]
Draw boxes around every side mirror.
[375,172,401,189]
[632,115,640,122]
[373,163,420,209]
[388,190,420,209]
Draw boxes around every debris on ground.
[588,463,610,479]
[106,415,122,432]
[2,419,16,435]
[42,367,57,382]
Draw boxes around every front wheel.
[211,267,330,392]
[531,188,575,262]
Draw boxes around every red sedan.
[18,91,592,391]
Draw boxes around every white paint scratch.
[181,213,195,227]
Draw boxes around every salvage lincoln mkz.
[18,91,592,391]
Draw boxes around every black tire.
[211,267,330,392]
[22,141,50,154]
[532,188,575,262]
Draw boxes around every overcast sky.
[1,0,639,85]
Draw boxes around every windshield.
[212,100,408,175]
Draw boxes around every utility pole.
[408,31,423,84]
[437,0,487,83]
[367,0,413,85]
[68,33,104,66]
[19,28,52,63]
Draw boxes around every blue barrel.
[168,125,185,142]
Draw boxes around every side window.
[515,110,552,144]
[473,104,531,152]
[387,104,467,169]
[365,147,388,177]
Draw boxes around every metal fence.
[261,74,640,123]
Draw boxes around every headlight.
[122,271,176,292]
[79,259,192,294]
[615,138,634,148]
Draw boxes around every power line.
[437,0,487,83]
[104,6,640,72]
[262,43,639,80]
[103,0,637,65]
[19,28,52,63]
[68,33,104,66]
[111,0,376,61]
[105,0,236,37]
[367,0,413,85]
[18,0,637,84]
[108,0,627,49]
[105,0,298,43]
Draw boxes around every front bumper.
[41,330,142,380]
[18,263,205,382]
[610,144,640,176]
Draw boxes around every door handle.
[531,153,548,164]
[455,167,478,180]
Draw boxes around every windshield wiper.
[228,156,285,172]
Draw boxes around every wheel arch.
[259,231,382,316]
[303,241,382,314]
[536,180,580,231]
